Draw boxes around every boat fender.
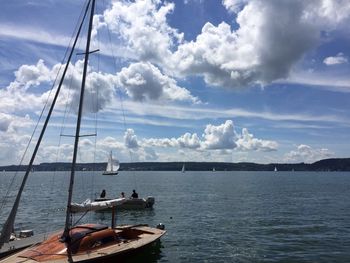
[156,223,165,230]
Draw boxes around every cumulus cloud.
[124,128,140,149]
[323,53,348,65]
[95,0,183,64]
[14,59,53,89]
[284,144,334,163]
[177,133,201,149]
[236,128,278,152]
[1,58,198,122]
[98,0,350,89]
[99,129,157,161]
[172,0,324,88]
[0,59,117,115]
[0,113,12,132]
[142,119,277,152]
[116,62,199,103]
[0,133,30,165]
[144,132,201,149]
[0,115,33,165]
[202,120,237,149]
[60,60,116,113]
[0,60,59,114]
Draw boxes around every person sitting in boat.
[131,189,138,199]
[100,189,106,198]
[120,192,125,198]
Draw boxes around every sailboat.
[102,151,119,175]
[181,163,185,173]
[274,166,278,172]
[0,0,165,261]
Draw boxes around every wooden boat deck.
[0,224,165,263]
[0,231,56,259]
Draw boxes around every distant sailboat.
[103,151,120,175]
[274,166,278,172]
[181,163,185,173]
[212,167,216,172]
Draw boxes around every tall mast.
[110,151,113,172]
[62,0,96,240]
[0,0,91,248]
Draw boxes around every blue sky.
[0,0,350,165]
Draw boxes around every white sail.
[104,151,119,174]
[71,198,126,213]
[181,164,185,173]
[111,159,120,172]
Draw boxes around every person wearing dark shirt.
[131,189,138,198]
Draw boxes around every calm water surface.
[1,171,350,262]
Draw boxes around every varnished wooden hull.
[0,224,165,262]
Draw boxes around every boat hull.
[102,171,118,175]
[94,197,155,210]
[0,224,165,263]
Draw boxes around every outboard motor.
[145,196,155,208]
[156,223,165,230]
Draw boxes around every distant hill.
[1,158,350,172]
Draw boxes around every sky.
[0,0,350,165]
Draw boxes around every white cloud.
[172,0,324,88]
[144,137,178,148]
[0,113,12,132]
[202,120,237,149]
[98,136,124,150]
[222,0,246,14]
[0,114,33,165]
[315,0,350,25]
[96,0,183,64]
[14,59,53,89]
[142,120,277,153]
[98,0,349,90]
[61,61,116,113]
[4,0,350,94]
[118,100,350,126]
[0,59,117,115]
[284,144,334,163]
[235,128,278,152]
[0,133,30,165]
[116,62,199,103]
[124,128,140,149]
[177,133,201,149]
[144,132,201,149]
[0,24,72,48]
[323,53,348,65]
[0,60,56,114]
[285,70,350,91]
[184,0,204,4]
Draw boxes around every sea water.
[1,171,350,262]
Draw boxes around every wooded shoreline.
[1,158,350,172]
